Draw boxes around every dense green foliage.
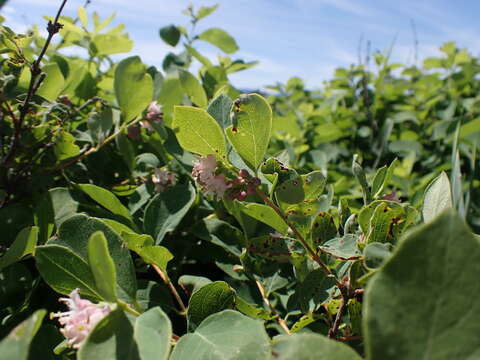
[0,3,479,359]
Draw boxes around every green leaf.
[157,76,184,125]
[290,314,323,333]
[170,310,270,360]
[196,5,219,20]
[363,242,392,270]
[185,45,212,67]
[272,333,362,360]
[235,296,273,320]
[0,310,47,360]
[36,63,65,101]
[135,280,174,313]
[159,25,181,47]
[178,69,207,107]
[293,269,336,313]
[88,231,117,302]
[311,212,337,246]
[226,94,272,170]
[423,171,452,223]
[198,28,239,54]
[78,309,140,360]
[91,34,133,56]
[49,214,137,301]
[88,106,113,144]
[302,171,326,201]
[0,226,38,271]
[134,307,172,360]
[358,200,414,244]
[178,275,212,294]
[143,183,196,244]
[459,117,480,139]
[116,132,135,171]
[114,56,153,122]
[248,234,294,262]
[78,7,88,28]
[320,234,361,260]
[76,183,132,222]
[187,281,236,330]
[122,232,173,272]
[53,131,81,161]
[173,106,227,160]
[371,165,387,198]
[238,203,288,234]
[207,93,233,129]
[364,210,480,359]
[35,244,101,299]
[191,218,244,256]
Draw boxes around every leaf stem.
[152,264,187,315]
[255,280,291,335]
[253,187,332,276]
[117,299,141,317]
[46,117,143,173]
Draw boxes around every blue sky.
[3,0,480,89]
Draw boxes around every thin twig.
[255,281,290,335]
[2,0,68,166]
[328,296,347,339]
[152,264,187,315]
[45,117,142,173]
[254,187,332,277]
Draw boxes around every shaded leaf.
[187,281,236,330]
[143,183,196,244]
[88,231,117,302]
[134,307,172,360]
[170,310,270,360]
[272,333,362,359]
[364,210,480,360]
[0,226,38,271]
[78,309,140,360]
[0,310,46,360]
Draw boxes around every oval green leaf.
[226,93,272,171]
[173,106,227,160]
[198,28,239,54]
[170,310,270,360]
[114,56,153,122]
[364,210,480,359]
[187,281,236,331]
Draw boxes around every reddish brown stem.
[255,281,291,335]
[152,264,187,315]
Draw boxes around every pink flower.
[192,155,230,200]
[140,101,163,131]
[52,289,111,349]
[202,174,230,199]
[192,155,217,182]
[146,101,163,122]
[152,168,177,192]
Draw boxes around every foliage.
[0,2,479,360]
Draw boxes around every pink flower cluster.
[192,155,230,200]
[141,101,163,130]
[152,168,177,192]
[52,289,111,349]
[192,156,261,201]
